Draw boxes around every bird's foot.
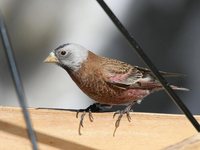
[76,109,93,135]
[76,103,110,135]
[112,102,136,136]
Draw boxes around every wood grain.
[0,106,199,150]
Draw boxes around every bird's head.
[44,43,89,71]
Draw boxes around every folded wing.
[102,59,185,90]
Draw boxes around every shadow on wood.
[164,133,200,150]
[0,120,93,150]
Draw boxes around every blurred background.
[0,0,199,114]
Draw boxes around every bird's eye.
[60,51,66,56]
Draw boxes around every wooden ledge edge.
[0,106,199,118]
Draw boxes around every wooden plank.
[0,106,199,150]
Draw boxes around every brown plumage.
[68,51,150,104]
[67,51,187,104]
[44,43,188,136]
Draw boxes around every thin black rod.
[96,0,200,132]
[0,15,38,150]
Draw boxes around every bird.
[44,43,188,136]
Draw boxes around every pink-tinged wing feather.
[106,68,143,86]
[100,57,186,90]
[97,56,187,91]
[101,58,161,89]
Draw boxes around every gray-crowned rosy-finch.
[44,43,188,135]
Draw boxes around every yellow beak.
[44,52,59,63]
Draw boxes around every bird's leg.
[76,103,111,135]
[113,101,137,136]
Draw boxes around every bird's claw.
[113,102,136,136]
[88,110,94,122]
[126,111,131,122]
[76,103,112,135]
[113,110,120,118]
[113,109,133,136]
[113,110,132,122]
[76,109,94,135]
[80,112,86,127]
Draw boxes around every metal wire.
[96,0,200,132]
[0,14,38,150]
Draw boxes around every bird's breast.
[69,70,150,105]
[66,52,150,105]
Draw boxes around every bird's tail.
[151,84,189,92]
[170,85,189,91]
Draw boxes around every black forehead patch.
[54,43,69,51]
